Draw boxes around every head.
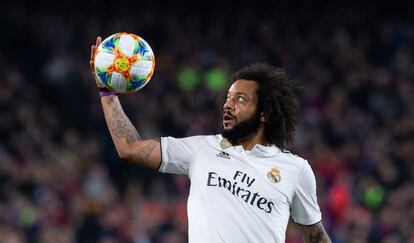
[221,63,299,148]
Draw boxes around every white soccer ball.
[94,33,155,93]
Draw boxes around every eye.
[237,96,246,102]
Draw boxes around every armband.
[99,89,116,97]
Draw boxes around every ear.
[260,112,266,122]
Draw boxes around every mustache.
[223,111,235,120]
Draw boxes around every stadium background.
[1,1,414,242]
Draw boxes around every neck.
[234,127,267,151]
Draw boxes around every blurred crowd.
[1,1,414,242]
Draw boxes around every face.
[222,80,263,143]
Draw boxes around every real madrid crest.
[267,168,281,183]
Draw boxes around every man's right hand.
[89,36,105,89]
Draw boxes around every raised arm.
[100,95,161,169]
[297,222,331,243]
[90,37,161,170]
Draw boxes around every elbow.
[117,146,132,160]
[118,151,129,160]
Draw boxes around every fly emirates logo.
[207,170,275,214]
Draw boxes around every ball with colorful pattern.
[94,33,155,93]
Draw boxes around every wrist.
[99,89,116,97]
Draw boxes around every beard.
[222,110,261,145]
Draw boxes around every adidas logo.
[216,151,231,159]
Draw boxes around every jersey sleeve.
[159,136,204,175]
[290,162,322,225]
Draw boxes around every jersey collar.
[247,143,280,157]
[219,136,280,157]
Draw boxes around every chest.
[189,145,302,205]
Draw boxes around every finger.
[96,36,102,47]
[90,46,96,69]
[92,45,96,58]
[90,45,95,60]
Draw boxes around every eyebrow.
[227,92,249,96]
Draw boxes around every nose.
[223,97,235,111]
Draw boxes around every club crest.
[267,168,281,183]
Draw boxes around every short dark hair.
[230,63,300,148]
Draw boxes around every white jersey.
[159,135,321,243]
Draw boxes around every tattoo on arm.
[105,96,141,143]
[101,97,161,169]
[297,222,331,243]
[132,138,160,167]
[102,96,161,169]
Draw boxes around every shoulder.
[278,149,309,169]
[275,149,315,185]
[161,134,220,147]
[278,151,318,192]
[179,134,222,145]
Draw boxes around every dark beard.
[222,110,261,145]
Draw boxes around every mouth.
[223,113,235,128]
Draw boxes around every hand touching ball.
[92,33,155,94]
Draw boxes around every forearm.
[100,95,161,169]
[297,222,331,243]
[98,95,161,169]
[101,95,141,154]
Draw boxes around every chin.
[223,126,233,131]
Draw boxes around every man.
[90,37,331,243]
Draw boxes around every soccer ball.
[94,33,155,93]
